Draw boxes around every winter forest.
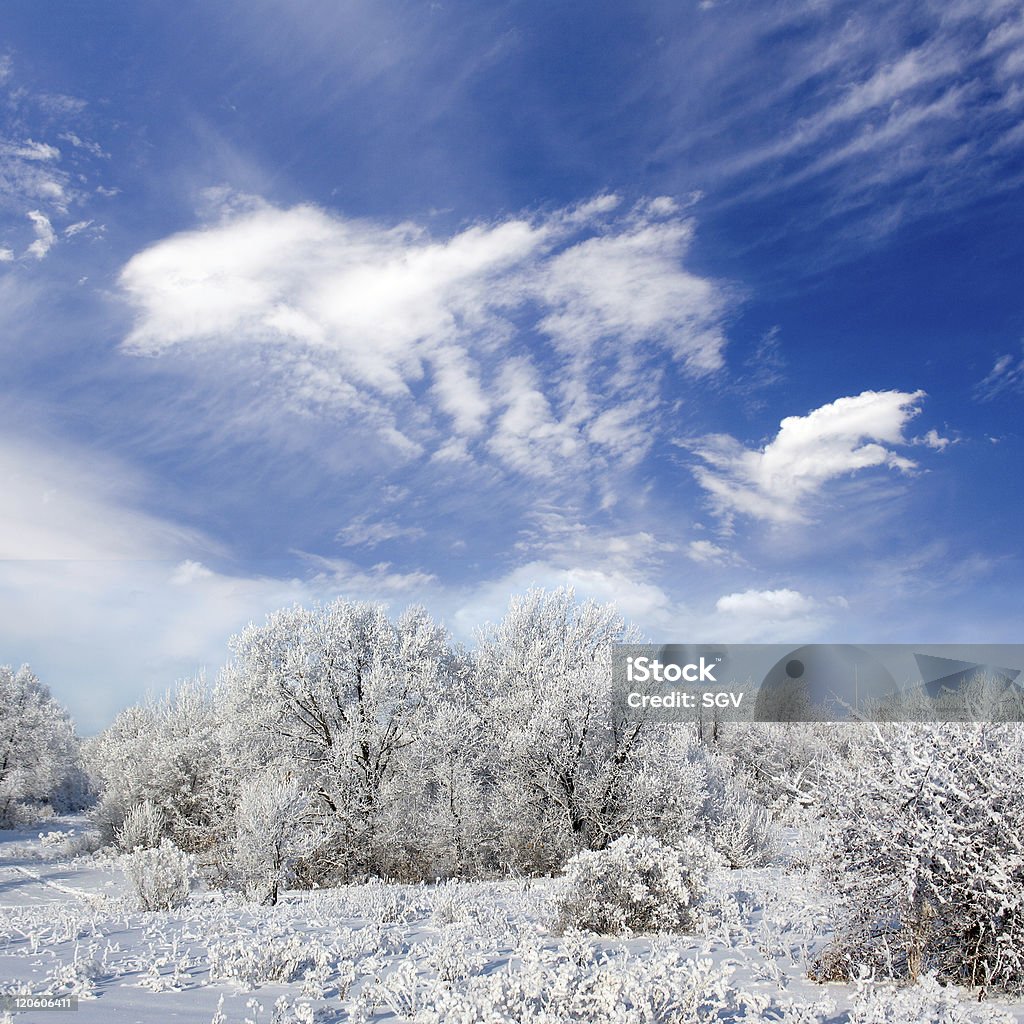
[2,588,1024,1023]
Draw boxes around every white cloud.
[0,435,446,733]
[9,139,61,161]
[64,219,94,238]
[685,389,927,525]
[58,132,108,158]
[0,60,108,236]
[721,41,963,180]
[25,210,56,259]
[672,1,1024,239]
[170,560,215,585]
[716,587,816,618]
[485,357,581,478]
[430,437,472,464]
[450,559,676,639]
[686,539,737,564]
[535,218,726,373]
[586,397,659,465]
[0,436,205,561]
[913,428,954,451]
[299,553,437,594]
[712,587,837,641]
[117,195,731,479]
[0,436,281,731]
[337,515,426,548]
[975,347,1024,399]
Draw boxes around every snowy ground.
[1,819,1022,1024]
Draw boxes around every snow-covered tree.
[0,664,85,827]
[475,588,648,871]
[220,599,457,880]
[232,770,312,905]
[85,676,224,852]
[389,687,494,879]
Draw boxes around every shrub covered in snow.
[702,763,779,869]
[553,833,717,935]
[207,933,312,987]
[814,723,1024,994]
[410,947,764,1024]
[115,799,165,852]
[122,838,195,911]
[847,973,1014,1024]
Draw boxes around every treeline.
[82,588,773,899]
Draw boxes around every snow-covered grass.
[2,820,1023,1023]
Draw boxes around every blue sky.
[2,0,1023,732]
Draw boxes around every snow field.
[2,824,1022,1024]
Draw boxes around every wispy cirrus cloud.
[0,431,443,731]
[686,539,742,566]
[650,0,1024,243]
[0,434,208,561]
[337,514,426,549]
[975,346,1024,400]
[683,390,928,526]
[118,193,730,481]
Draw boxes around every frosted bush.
[710,791,778,868]
[115,800,165,852]
[207,933,313,987]
[269,996,319,1024]
[44,955,104,998]
[702,758,779,868]
[38,828,101,860]
[553,834,717,935]
[414,949,759,1024]
[420,928,488,982]
[122,838,195,911]
[848,974,1014,1024]
[429,879,473,924]
[815,724,1024,994]
[359,879,425,924]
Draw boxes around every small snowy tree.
[0,664,85,827]
[232,770,312,905]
